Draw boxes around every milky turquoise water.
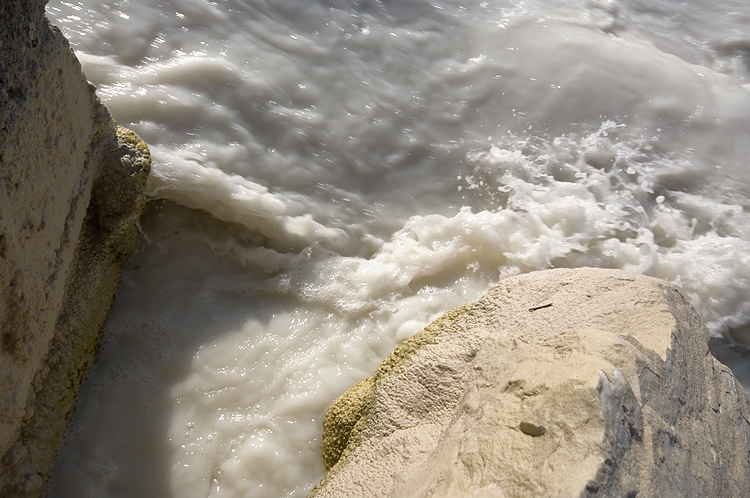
[45,1,750,496]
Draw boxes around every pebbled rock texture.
[311,268,750,498]
[0,2,150,496]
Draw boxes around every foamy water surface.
[45,1,750,496]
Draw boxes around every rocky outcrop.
[0,2,150,496]
[311,268,750,497]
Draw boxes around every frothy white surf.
[46,1,750,497]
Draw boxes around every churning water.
[45,1,750,496]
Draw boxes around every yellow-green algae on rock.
[320,302,481,472]
[14,122,150,496]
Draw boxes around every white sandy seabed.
[45,0,750,497]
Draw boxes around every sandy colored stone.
[311,268,750,498]
[1,2,150,496]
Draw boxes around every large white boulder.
[312,268,750,497]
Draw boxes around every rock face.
[311,268,750,497]
[0,2,150,496]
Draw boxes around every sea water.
[45,1,750,496]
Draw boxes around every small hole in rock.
[519,421,546,437]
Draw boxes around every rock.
[0,2,150,495]
[311,268,750,498]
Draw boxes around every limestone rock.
[0,2,150,495]
[311,268,750,498]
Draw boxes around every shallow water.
[46,1,750,496]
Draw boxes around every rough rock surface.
[311,268,750,498]
[0,2,150,496]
